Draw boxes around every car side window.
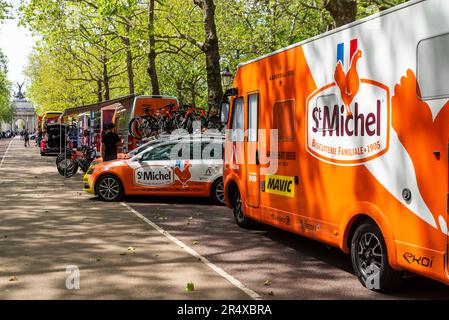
[171,142,193,160]
[201,142,223,160]
[141,144,174,161]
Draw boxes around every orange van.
[221,0,449,291]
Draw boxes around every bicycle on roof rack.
[128,103,184,139]
[179,105,208,133]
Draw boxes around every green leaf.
[185,282,195,292]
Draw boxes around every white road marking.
[0,138,15,168]
[121,202,262,300]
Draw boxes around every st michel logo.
[306,39,391,165]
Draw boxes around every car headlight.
[86,167,95,175]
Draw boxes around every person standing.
[24,129,30,147]
[101,123,120,161]
[36,128,42,147]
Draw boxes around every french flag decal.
[337,39,358,67]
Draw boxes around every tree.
[20,0,409,113]
[0,51,13,123]
[324,0,357,27]
[147,0,160,95]
[166,0,223,110]
[0,1,13,122]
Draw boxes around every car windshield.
[128,140,158,156]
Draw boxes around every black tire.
[96,174,124,202]
[232,189,253,228]
[129,118,143,139]
[138,116,158,137]
[55,152,64,165]
[79,159,91,173]
[350,221,402,292]
[62,162,78,178]
[165,112,184,133]
[57,158,76,176]
[211,178,225,205]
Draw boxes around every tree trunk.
[195,0,223,112]
[147,0,160,95]
[102,55,110,101]
[324,0,357,28]
[123,25,135,94]
[97,80,103,102]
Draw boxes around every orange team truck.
[221,0,449,291]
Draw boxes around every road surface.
[0,137,250,299]
[1,137,449,299]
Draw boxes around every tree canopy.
[19,0,409,114]
[0,1,13,123]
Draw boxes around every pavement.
[0,137,250,299]
[0,138,12,164]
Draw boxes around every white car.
[84,135,225,204]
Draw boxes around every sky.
[0,0,35,91]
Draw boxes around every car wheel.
[350,221,402,292]
[96,174,124,202]
[211,178,225,205]
[232,189,252,228]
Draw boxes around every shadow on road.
[122,195,449,299]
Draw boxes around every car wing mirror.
[220,102,230,123]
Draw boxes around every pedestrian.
[101,123,120,162]
[24,129,30,147]
[36,128,42,147]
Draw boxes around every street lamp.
[221,67,233,90]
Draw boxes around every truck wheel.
[232,189,252,228]
[96,174,124,202]
[211,178,225,205]
[350,221,402,292]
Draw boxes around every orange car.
[84,136,224,204]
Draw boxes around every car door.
[130,143,176,193]
[171,141,201,193]
[199,139,224,193]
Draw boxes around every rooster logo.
[334,40,363,116]
[174,161,192,187]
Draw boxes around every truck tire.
[350,221,402,292]
[232,189,253,228]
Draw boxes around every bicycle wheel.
[164,112,184,133]
[128,118,142,139]
[134,117,153,139]
[57,158,77,177]
[146,116,161,137]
